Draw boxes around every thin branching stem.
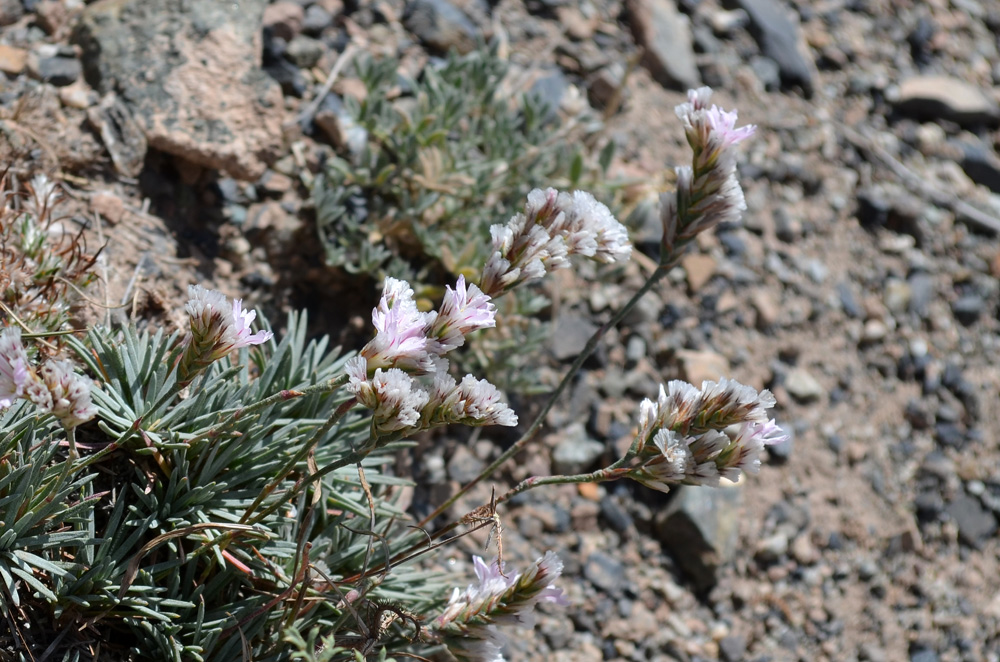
[496,465,633,505]
[416,263,671,529]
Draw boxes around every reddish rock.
[74,0,283,180]
[0,44,27,75]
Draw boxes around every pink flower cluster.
[660,87,756,261]
[347,276,516,435]
[434,552,567,662]
[480,188,631,297]
[0,328,97,429]
[629,377,787,491]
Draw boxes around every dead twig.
[298,44,360,128]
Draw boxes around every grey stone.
[583,551,626,594]
[626,0,699,90]
[0,0,23,26]
[910,648,939,662]
[314,94,368,157]
[551,423,605,475]
[774,207,801,242]
[914,491,944,523]
[935,422,966,448]
[27,46,81,86]
[600,496,634,534]
[285,34,325,69]
[855,186,892,228]
[625,335,646,363]
[528,68,569,120]
[755,531,788,562]
[654,484,742,592]
[73,0,284,180]
[730,0,815,97]
[857,558,878,581]
[719,635,747,662]
[302,4,333,35]
[908,272,935,318]
[403,0,479,55]
[837,281,862,318]
[785,367,825,402]
[952,294,984,326]
[548,312,598,362]
[749,54,781,91]
[447,445,484,483]
[895,76,1000,127]
[956,140,1000,194]
[946,494,997,548]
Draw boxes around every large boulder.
[73,0,284,180]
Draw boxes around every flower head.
[426,275,497,355]
[422,373,518,428]
[185,285,273,351]
[360,277,436,374]
[435,552,567,661]
[178,285,273,384]
[346,360,429,434]
[35,359,97,429]
[480,188,631,297]
[661,87,755,263]
[0,328,31,409]
[628,377,786,491]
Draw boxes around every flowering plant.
[0,86,779,662]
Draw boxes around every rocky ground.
[3,0,1000,660]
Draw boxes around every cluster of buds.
[346,276,516,436]
[433,553,568,662]
[660,87,756,262]
[0,328,97,430]
[628,378,787,491]
[176,285,273,386]
[479,188,631,298]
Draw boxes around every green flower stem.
[72,440,118,471]
[240,395,357,524]
[416,263,671,530]
[55,426,79,488]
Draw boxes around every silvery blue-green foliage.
[312,44,613,285]
[311,44,615,395]
[0,313,442,661]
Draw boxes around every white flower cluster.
[434,552,568,662]
[347,276,516,435]
[0,328,97,430]
[0,328,30,408]
[480,188,631,297]
[630,378,786,491]
[178,285,273,383]
[660,87,756,260]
